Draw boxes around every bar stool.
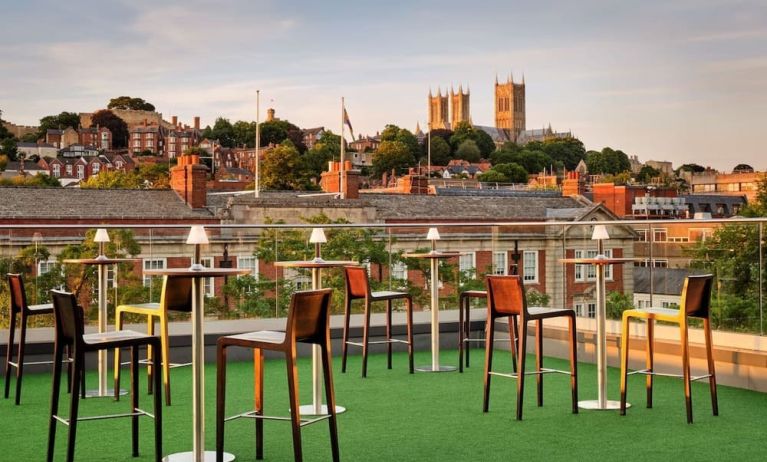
[483,275,578,420]
[216,289,339,462]
[619,274,718,423]
[114,275,192,405]
[341,265,414,377]
[4,273,69,405]
[47,290,162,462]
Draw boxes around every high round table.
[145,267,249,462]
[275,259,357,415]
[402,251,464,372]
[63,257,138,397]
[559,256,639,410]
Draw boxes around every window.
[636,229,647,242]
[492,251,507,275]
[575,302,596,319]
[574,249,612,281]
[66,165,73,175]
[92,162,100,174]
[391,261,408,281]
[201,257,214,297]
[76,165,85,179]
[38,260,57,275]
[523,251,538,283]
[459,252,476,274]
[143,258,166,287]
[52,164,60,177]
[652,228,668,242]
[237,255,258,277]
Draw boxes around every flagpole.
[340,96,345,199]
[255,89,261,198]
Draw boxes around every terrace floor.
[2,349,765,461]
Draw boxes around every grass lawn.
[2,348,765,461]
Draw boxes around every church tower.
[450,85,471,129]
[494,74,526,140]
[428,88,449,130]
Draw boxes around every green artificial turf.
[2,348,766,461]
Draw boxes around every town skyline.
[1,0,765,171]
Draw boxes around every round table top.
[274,259,358,269]
[63,257,139,265]
[144,267,250,277]
[403,251,465,259]
[559,257,641,265]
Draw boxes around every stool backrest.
[51,290,84,346]
[160,275,193,312]
[486,275,526,317]
[287,289,333,344]
[7,273,28,315]
[681,274,713,318]
[344,266,370,299]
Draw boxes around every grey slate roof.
[633,267,700,296]
[0,187,214,220]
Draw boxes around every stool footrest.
[227,410,331,427]
[53,408,154,426]
[630,369,713,382]
[490,368,569,379]
[346,339,409,347]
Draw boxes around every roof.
[474,125,511,143]
[633,267,700,296]
[0,187,214,220]
[302,127,325,135]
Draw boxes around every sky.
[1,0,765,171]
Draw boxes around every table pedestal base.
[163,450,234,462]
[415,365,457,373]
[84,388,128,398]
[578,399,630,410]
[298,404,346,416]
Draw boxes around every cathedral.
[427,75,570,145]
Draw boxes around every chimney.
[319,161,360,199]
[172,115,178,126]
[193,116,200,130]
[170,154,208,208]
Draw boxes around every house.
[348,135,380,153]
[301,127,325,150]
[15,142,58,159]
[59,144,100,158]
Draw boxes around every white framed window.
[574,249,613,281]
[107,265,117,289]
[201,257,214,297]
[76,165,85,179]
[652,228,668,243]
[636,229,648,242]
[143,258,166,287]
[459,252,476,274]
[237,255,258,277]
[492,251,508,275]
[391,261,408,281]
[52,164,60,177]
[523,250,538,283]
[38,260,57,275]
[92,162,100,174]
[66,165,73,175]
[575,302,596,319]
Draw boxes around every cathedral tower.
[494,74,526,140]
[450,85,471,129]
[428,88,449,130]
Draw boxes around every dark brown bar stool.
[620,274,718,423]
[4,273,68,405]
[47,290,163,462]
[216,289,339,462]
[341,266,414,377]
[114,275,192,405]
[483,275,578,420]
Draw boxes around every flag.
[343,107,355,140]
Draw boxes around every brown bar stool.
[4,273,70,405]
[114,275,192,405]
[483,275,578,420]
[620,274,718,423]
[341,265,414,377]
[216,289,339,462]
[47,290,162,462]
[458,290,519,373]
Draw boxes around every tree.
[493,162,529,183]
[107,96,155,111]
[232,120,256,147]
[302,131,340,183]
[0,155,7,171]
[733,164,754,173]
[19,132,39,143]
[427,136,451,166]
[455,140,481,162]
[90,110,128,148]
[477,170,507,182]
[36,111,80,140]
[261,140,305,190]
[676,163,705,174]
[0,114,12,140]
[538,137,586,171]
[494,149,553,174]
[372,140,416,178]
[0,138,18,160]
[258,119,306,153]
[586,147,631,175]
[636,165,661,184]
[474,128,497,158]
[381,125,419,161]
[202,117,235,148]
[80,170,142,189]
